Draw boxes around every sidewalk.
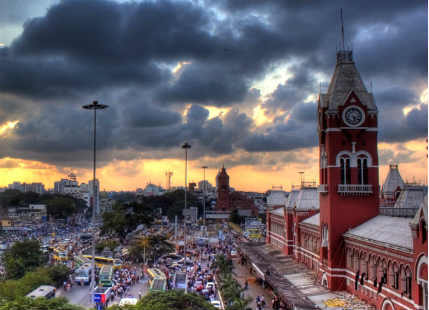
[233,259,273,310]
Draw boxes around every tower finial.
[340,8,345,51]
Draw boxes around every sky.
[0,0,427,192]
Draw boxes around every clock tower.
[318,49,379,290]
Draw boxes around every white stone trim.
[381,298,395,310]
[335,149,374,168]
[344,238,414,258]
[416,254,428,284]
[321,272,328,287]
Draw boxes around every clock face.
[343,106,364,127]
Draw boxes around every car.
[206,281,215,290]
[211,300,221,309]
[230,249,238,257]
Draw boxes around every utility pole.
[202,166,208,227]
[82,101,108,290]
[181,142,191,259]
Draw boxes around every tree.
[229,209,242,225]
[129,235,173,263]
[101,202,153,241]
[3,240,45,279]
[0,297,84,310]
[45,197,76,219]
[137,290,216,310]
[0,269,52,300]
[45,265,71,288]
[213,254,233,275]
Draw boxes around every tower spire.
[340,8,345,51]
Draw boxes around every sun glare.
[172,61,191,74]
[0,120,19,135]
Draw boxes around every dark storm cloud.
[126,102,181,128]
[375,87,419,108]
[263,66,317,114]
[379,104,428,143]
[158,63,249,105]
[0,0,425,168]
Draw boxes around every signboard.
[206,211,230,219]
[93,293,106,304]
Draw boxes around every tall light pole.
[82,100,108,289]
[202,166,208,227]
[181,142,191,258]
[298,171,304,187]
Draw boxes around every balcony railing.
[379,207,419,218]
[318,184,328,194]
[337,184,372,195]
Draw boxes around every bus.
[82,255,120,268]
[99,265,113,287]
[74,256,90,269]
[26,285,56,299]
[74,263,92,285]
[52,247,68,262]
[147,268,167,292]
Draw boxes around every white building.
[266,187,288,208]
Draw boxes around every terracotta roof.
[344,215,413,250]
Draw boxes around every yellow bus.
[52,248,68,262]
[147,268,167,292]
[82,255,122,269]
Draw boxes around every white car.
[206,281,215,290]
[119,298,138,306]
[211,300,221,309]
[230,250,238,257]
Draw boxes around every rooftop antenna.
[340,8,345,51]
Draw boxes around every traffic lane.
[58,284,94,309]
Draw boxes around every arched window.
[340,156,351,184]
[405,267,412,298]
[357,156,369,184]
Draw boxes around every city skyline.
[0,0,426,192]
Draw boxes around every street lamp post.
[201,166,208,227]
[181,142,191,258]
[82,100,108,290]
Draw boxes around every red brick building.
[265,47,428,310]
[215,166,257,215]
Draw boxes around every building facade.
[264,47,428,310]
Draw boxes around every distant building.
[214,166,257,216]
[215,166,230,211]
[381,164,405,207]
[100,198,114,213]
[136,184,164,198]
[198,180,213,193]
[266,187,288,208]
[7,182,45,194]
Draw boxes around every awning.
[252,262,265,280]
